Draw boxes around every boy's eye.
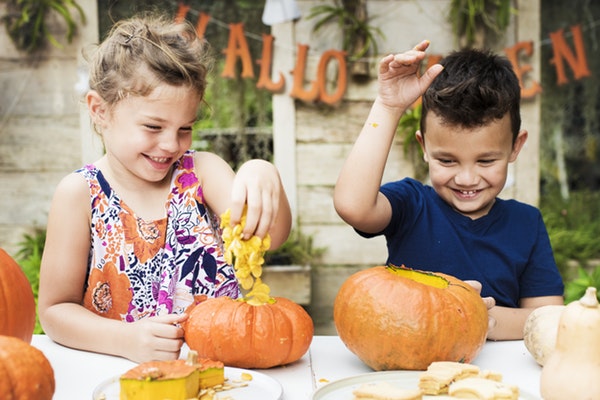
[479,159,495,165]
[144,124,161,130]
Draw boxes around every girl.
[39,14,291,363]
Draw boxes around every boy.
[333,40,564,340]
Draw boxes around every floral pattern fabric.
[80,151,240,321]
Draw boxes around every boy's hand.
[465,280,497,334]
[376,40,444,111]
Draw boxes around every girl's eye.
[144,124,161,131]
[438,159,454,165]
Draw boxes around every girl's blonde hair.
[87,13,211,106]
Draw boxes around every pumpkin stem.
[385,263,449,289]
[186,350,198,366]
[579,287,599,308]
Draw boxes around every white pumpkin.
[523,304,565,366]
[540,287,600,400]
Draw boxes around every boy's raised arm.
[333,41,443,233]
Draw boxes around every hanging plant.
[2,0,85,53]
[448,0,514,48]
[307,0,384,79]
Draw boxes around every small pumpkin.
[0,248,36,343]
[0,335,55,399]
[184,209,314,369]
[334,264,489,371]
[540,287,600,400]
[523,304,565,366]
[184,296,314,369]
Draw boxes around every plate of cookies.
[312,361,538,400]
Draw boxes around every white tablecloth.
[31,335,542,400]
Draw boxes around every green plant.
[564,266,600,304]
[16,228,46,334]
[448,0,514,48]
[2,0,85,53]
[264,228,325,266]
[307,0,384,61]
[396,103,428,182]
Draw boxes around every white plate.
[312,371,539,400]
[93,367,283,400]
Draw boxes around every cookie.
[448,377,519,400]
[419,361,481,395]
[353,381,423,400]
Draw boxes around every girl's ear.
[86,90,108,130]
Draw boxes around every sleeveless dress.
[79,151,240,322]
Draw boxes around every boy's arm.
[334,41,443,233]
[487,295,564,340]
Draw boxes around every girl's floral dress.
[79,150,240,322]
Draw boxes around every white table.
[32,335,542,400]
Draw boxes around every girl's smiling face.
[91,82,200,184]
[417,112,527,219]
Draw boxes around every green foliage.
[541,190,600,304]
[448,0,514,48]
[307,0,384,60]
[541,190,600,273]
[397,104,422,156]
[264,228,326,266]
[564,266,600,304]
[15,228,46,334]
[2,0,85,53]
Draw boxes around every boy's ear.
[416,131,428,161]
[509,129,528,162]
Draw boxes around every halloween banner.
[176,4,592,105]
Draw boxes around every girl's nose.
[159,131,181,153]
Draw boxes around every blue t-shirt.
[358,178,564,307]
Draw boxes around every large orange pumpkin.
[0,335,55,399]
[184,296,314,369]
[334,264,488,371]
[0,248,36,343]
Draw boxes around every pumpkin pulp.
[386,263,450,289]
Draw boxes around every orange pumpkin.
[334,264,488,371]
[0,248,36,343]
[184,296,314,369]
[0,335,55,399]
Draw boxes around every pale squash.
[540,287,600,400]
[523,304,565,366]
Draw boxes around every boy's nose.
[454,166,479,186]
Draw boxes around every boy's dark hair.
[420,49,521,143]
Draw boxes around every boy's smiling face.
[417,112,528,219]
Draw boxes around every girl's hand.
[124,313,187,363]
[376,40,444,111]
[229,159,282,240]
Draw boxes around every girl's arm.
[38,173,186,363]
[195,152,292,249]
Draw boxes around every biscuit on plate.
[448,377,519,400]
[353,381,423,400]
[418,361,480,395]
